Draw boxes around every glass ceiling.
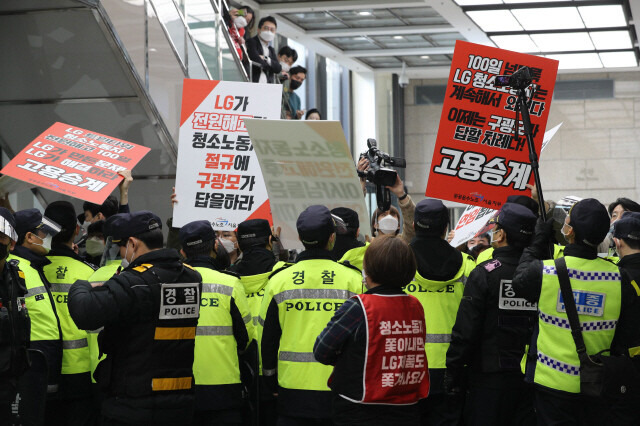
[251,0,639,71]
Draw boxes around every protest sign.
[244,119,369,251]
[541,122,563,153]
[0,123,149,204]
[450,205,496,247]
[426,40,559,210]
[173,79,282,229]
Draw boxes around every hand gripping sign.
[426,41,559,210]
[173,79,282,230]
[0,123,150,204]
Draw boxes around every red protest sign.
[1,122,150,204]
[426,40,559,209]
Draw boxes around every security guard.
[259,205,362,425]
[68,211,202,425]
[445,203,537,426]
[178,220,254,425]
[229,219,286,426]
[329,207,366,268]
[513,198,620,424]
[404,199,475,426]
[41,201,97,423]
[10,209,63,425]
[606,212,640,424]
[0,208,30,426]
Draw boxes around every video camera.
[358,138,406,211]
[494,66,532,90]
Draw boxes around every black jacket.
[69,249,202,424]
[0,259,30,403]
[447,245,535,388]
[245,35,281,83]
[612,253,640,358]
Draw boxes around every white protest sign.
[450,204,496,247]
[541,122,563,153]
[173,79,282,229]
[244,120,369,251]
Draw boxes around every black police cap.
[569,198,609,247]
[238,219,271,240]
[14,209,44,236]
[104,213,128,241]
[44,201,77,233]
[113,211,162,243]
[330,207,359,229]
[297,205,335,246]
[506,195,539,217]
[613,212,640,241]
[179,220,215,247]
[414,199,449,234]
[494,202,537,238]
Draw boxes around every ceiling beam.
[344,46,454,57]
[629,0,640,49]
[307,24,456,38]
[429,0,494,47]
[259,0,427,14]
[374,65,451,79]
[270,14,374,72]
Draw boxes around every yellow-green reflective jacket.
[405,254,475,369]
[338,243,368,272]
[8,254,60,342]
[534,256,621,393]
[258,259,362,391]
[44,255,95,375]
[194,266,255,386]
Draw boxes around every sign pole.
[517,87,547,222]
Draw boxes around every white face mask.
[561,223,572,238]
[220,238,236,254]
[260,30,275,42]
[280,62,291,72]
[378,215,399,235]
[121,240,135,268]
[86,237,105,257]
[234,16,248,28]
[33,234,52,254]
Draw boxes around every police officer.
[404,199,475,426]
[445,203,537,426]
[0,208,30,426]
[513,198,620,424]
[10,209,63,425]
[607,212,640,424]
[259,205,362,425]
[231,219,286,426]
[42,201,97,424]
[68,211,202,425]
[330,208,366,270]
[229,219,281,276]
[178,220,254,425]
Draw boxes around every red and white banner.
[0,122,149,204]
[426,41,559,209]
[173,79,282,229]
[449,205,496,248]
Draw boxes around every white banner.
[173,79,282,229]
[450,204,496,247]
[245,119,369,251]
[541,122,563,153]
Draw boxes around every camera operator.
[357,157,415,244]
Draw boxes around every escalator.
[0,0,249,222]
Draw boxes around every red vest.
[352,293,430,405]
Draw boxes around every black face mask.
[0,242,9,261]
[290,79,302,90]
